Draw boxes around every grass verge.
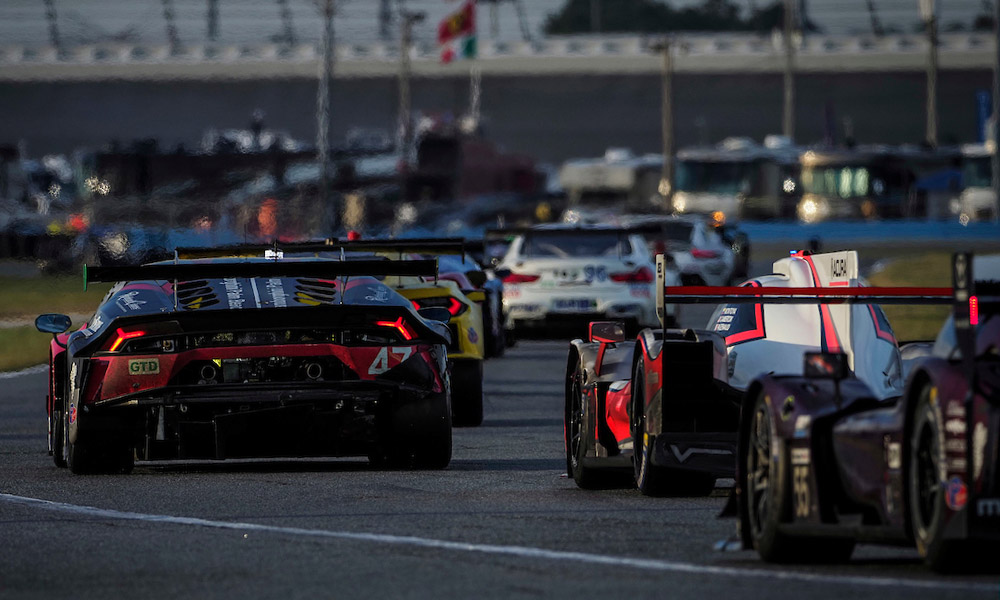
[867,252,951,342]
[0,275,110,321]
[0,326,52,372]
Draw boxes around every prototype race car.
[565,249,907,496]
[35,257,454,474]
[498,225,677,335]
[733,252,999,572]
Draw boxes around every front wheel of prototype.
[631,357,671,496]
[745,391,853,563]
[565,360,616,489]
[451,360,484,427]
[909,385,968,572]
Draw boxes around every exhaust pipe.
[199,364,217,383]
[305,362,323,381]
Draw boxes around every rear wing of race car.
[952,252,1000,381]
[653,252,955,329]
[84,259,439,289]
[175,238,474,260]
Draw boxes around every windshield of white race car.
[520,232,633,259]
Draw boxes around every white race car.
[624,214,741,286]
[498,225,679,332]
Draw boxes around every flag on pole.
[438,0,477,63]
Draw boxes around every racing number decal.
[793,466,810,518]
[367,346,414,375]
[583,266,607,283]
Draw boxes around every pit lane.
[1,254,998,598]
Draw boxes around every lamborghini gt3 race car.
[565,249,906,496]
[178,238,489,427]
[733,252,999,572]
[35,257,453,474]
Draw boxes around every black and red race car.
[733,252,1000,572]
[35,256,454,474]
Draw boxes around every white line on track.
[0,364,46,380]
[1,493,994,592]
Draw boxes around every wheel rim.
[747,399,772,539]
[913,417,940,532]
[568,375,584,470]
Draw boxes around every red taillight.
[610,266,654,283]
[503,272,540,284]
[108,328,146,352]
[412,296,467,317]
[970,295,979,326]
[691,248,720,259]
[375,317,415,341]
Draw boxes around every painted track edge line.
[0,493,993,592]
[0,364,46,379]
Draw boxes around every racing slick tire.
[62,398,133,475]
[745,391,854,563]
[565,359,622,489]
[451,359,484,427]
[908,385,973,573]
[372,391,452,470]
[51,408,67,468]
[631,357,715,497]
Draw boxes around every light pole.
[398,10,425,181]
[651,38,674,207]
[782,0,797,141]
[315,0,335,228]
[992,0,999,204]
[921,0,938,147]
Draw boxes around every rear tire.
[746,391,853,563]
[631,356,673,496]
[372,391,452,470]
[451,359,484,427]
[64,400,134,475]
[51,408,67,468]
[909,385,969,572]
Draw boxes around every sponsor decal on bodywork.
[128,358,160,375]
[81,314,103,338]
[669,445,731,463]
[115,291,146,312]
[886,439,901,471]
[977,498,1000,517]
[945,476,968,511]
[793,415,811,438]
[791,447,810,465]
[793,465,810,517]
[973,422,988,480]
[944,418,967,436]
[467,328,478,344]
[267,278,288,308]
[223,278,245,309]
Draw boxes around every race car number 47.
[368,347,414,375]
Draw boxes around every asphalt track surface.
[2,254,999,598]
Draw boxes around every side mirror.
[803,352,849,380]
[589,321,625,344]
[35,313,72,335]
[418,307,452,323]
[465,270,488,288]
